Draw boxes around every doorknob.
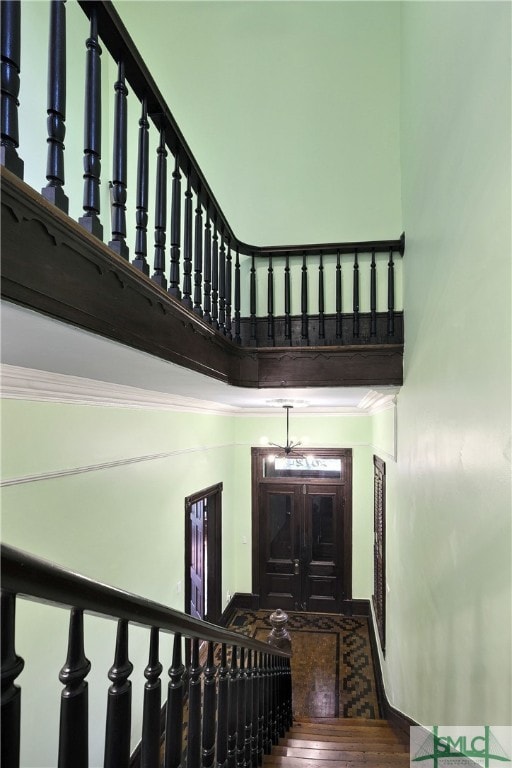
[293,559,300,575]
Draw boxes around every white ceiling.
[1,301,398,413]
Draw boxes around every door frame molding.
[184,481,223,623]
[251,447,352,608]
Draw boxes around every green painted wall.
[17,1,403,319]
[6,0,510,753]
[372,1,511,726]
[117,1,402,248]
[1,398,378,765]
[1,400,237,766]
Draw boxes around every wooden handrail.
[77,1,404,260]
[1,543,293,767]
[1,0,405,369]
[1,543,290,657]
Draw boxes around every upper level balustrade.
[1,0,404,386]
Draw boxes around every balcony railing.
[1,0,404,384]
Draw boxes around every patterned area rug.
[228,609,380,719]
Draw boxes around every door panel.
[259,481,345,612]
[304,486,343,612]
[253,448,352,612]
[260,485,300,611]
[185,483,223,624]
[189,498,204,620]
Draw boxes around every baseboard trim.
[366,606,419,742]
[219,592,260,626]
[341,598,370,616]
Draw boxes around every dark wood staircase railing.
[0,0,404,387]
[1,543,292,768]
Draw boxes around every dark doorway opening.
[185,482,223,623]
[251,449,352,613]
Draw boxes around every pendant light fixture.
[268,404,302,456]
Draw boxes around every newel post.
[267,609,291,654]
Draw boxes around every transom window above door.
[264,456,343,479]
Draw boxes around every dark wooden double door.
[253,449,352,614]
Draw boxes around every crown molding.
[0,364,237,415]
[1,365,399,417]
[357,389,397,414]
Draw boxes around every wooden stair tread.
[287,727,401,740]
[296,717,388,727]
[281,738,407,752]
[263,757,409,768]
[288,725,398,738]
[263,717,409,767]
[274,745,407,758]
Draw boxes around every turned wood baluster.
[256,652,265,764]
[387,248,395,336]
[225,240,233,339]
[286,658,293,730]
[211,222,219,329]
[141,627,162,768]
[132,98,150,275]
[216,644,229,768]
[318,252,325,341]
[182,175,193,309]
[301,254,309,343]
[335,251,342,341]
[249,254,257,345]
[250,652,259,768]
[0,0,24,178]
[271,657,279,746]
[269,654,276,751]
[227,646,239,768]
[202,642,216,768]
[236,648,247,768]
[218,233,226,334]
[264,653,272,754]
[152,130,167,288]
[203,210,212,323]
[79,9,103,240]
[352,250,360,338]
[193,192,203,316]
[267,255,275,346]
[108,60,129,260]
[281,658,288,734]
[245,650,254,768]
[277,659,285,738]
[42,0,68,212]
[164,633,185,768]
[284,254,291,344]
[187,638,202,768]
[234,247,241,344]
[1,592,25,768]
[168,153,182,297]
[273,658,281,740]
[370,249,377,337]
[58,609,90,768]
[104,620,133,768]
